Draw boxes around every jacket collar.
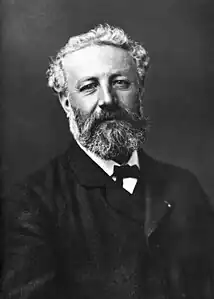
[65,140,112,187]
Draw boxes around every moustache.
[76,108,144,135]
[85,108,141,132]
[95,109,132,123]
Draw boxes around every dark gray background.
[1,0,214,200]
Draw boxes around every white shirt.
[77,142,140,194]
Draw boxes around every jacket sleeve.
[187,190,214,298]
[2,181,62,299]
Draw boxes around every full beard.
[68,105,147,161]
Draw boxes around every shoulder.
[141,150,204,194]
[3,148,74,213]
[144,153,214,249]
[156,155,214,233]
[141,150,213,219]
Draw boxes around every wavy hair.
[46,23,150,97]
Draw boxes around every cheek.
[117,90,140,112]
[70,93,97,114]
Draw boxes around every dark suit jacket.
[2,141,214,298]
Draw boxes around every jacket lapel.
[138,150,174,241]
[144,186,173,239]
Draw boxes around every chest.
[54,183,155,297]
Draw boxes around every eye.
[112,79,131,90]
[79,82,98,93]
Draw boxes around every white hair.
[46,23,150,97]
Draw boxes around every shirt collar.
[77,141,140,177]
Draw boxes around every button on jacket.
[2,141,214,299]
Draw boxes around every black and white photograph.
[1,0,214,298]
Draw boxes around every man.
[2,24,214,298]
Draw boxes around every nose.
[98,84,115,109]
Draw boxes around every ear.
[58,94,71,116]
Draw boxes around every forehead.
[63,45,137,83]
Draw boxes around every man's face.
[63,45,141,115]
[62,45,146,161]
